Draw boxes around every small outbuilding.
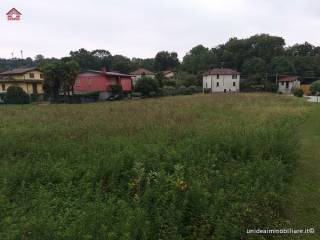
[278,76,300,94]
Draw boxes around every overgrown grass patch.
[0,94,310,239]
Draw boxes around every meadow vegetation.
[0,94,309,240]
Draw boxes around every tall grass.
[0,94,309,239]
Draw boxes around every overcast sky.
[1,0,320,60]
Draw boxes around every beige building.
[203,68,240,93]
[163,70,176,78]
[0,67,44,94]
[130,68,155,86]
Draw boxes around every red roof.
[278,76,299,82]
[83,70,132,78]
[6,8,22,16]
[204,68,240,76]
[130,68,154,75]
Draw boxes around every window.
[29,73,35,78]
[1,84,5,91]
[217,74,220,79]
[286,82,289,89]
[216,82,220,87]
[40,74,44,79]
[281,82,284,86]
[233,82,236,87]
[232,74,237,79]
[87,78,92,86]
[75,79,81,86]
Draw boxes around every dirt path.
[284,105,320,239]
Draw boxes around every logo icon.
[7,8,22,21]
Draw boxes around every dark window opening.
[29,73,35,79]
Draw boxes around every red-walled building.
[74,69,133,99]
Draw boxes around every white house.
[278,76,300,94]
[130,68,155,86]
[203,68,240,93]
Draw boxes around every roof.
[278,76,299,82]
[163,70,175,74]
[204,68,240,76]
[130,68,154,75]
[81,70,132,78]
[0,67,39,75]
[6,8,22,16]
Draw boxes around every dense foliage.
[134,77,159,96]
[41,58,80,99]
[4,86,30,104]
[293,88,304,97]
[0,94,308,239]
[310,80,320,95]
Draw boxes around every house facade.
[0,67,44,94]
[203,68,240,93]
[278,76,300,94]
[130,68,155,86]
[74,69,133,99]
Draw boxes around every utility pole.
[20,50,23,59]
[11,52,14,59]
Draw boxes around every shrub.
[4,86,30,104]
[265,82,278,93]
[292,88,304,97]
[310,80,320,96]
[110,84,123,95]
[162,86,176,96]
[135,77,159,97]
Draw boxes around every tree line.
[2,33,320,85]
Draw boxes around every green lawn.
[0,94,314,240]
[284,105,320,239]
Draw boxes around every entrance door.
[32,83,38,94]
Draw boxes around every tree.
[70,48,100,69]
[134,77,159,96]
[182,45,216,74]
[154,51,180,71]
[4,86,30,104]
[41,59,80,100]
[241,57,267,83]
[111,55,132,73]
[92,49,112,69]
[271,56,295,75]
[131,58,155,72]
[310,80,320,95]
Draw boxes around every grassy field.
[284,105,320,240]
[0,94,311,240]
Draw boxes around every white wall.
[203,74,240,92]
[278,80,300,94]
